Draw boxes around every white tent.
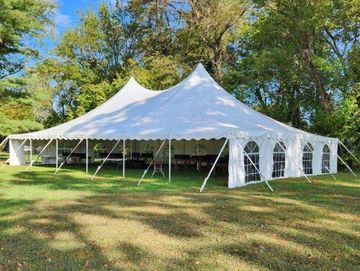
[5,64,341,190]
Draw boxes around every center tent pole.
[137,139,167,186]
[122,139,126,178]
[25,138,54,171]
[200,138,229,192]
[169,139,171,183]
[237,140,274,192]
[91,139,121,180]
[1,138,28,169]
[54,137,85,175]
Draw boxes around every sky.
[43,0,115,53]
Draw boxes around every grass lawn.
[0,165,359,270]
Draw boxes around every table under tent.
[2,64,358,191]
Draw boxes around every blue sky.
[43,0,114,53]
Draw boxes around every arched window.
[244,141,260,183]
[302,143,313,175]
[322,144,331,173]
[272,142,286,178]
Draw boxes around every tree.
[0,0,55,137]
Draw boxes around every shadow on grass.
[0,167,359,270]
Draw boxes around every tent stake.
[200,138,229,192]
[25,139,54,171]
[54,138,85,175]
[1,138,28,169]
[138,139,167,186]
[339,140,360,163]
[91,139,121,180]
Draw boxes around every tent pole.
[238,140,274,192]
[122,139,126,178]
[86,138,89,174]
[169,139,171,183]
[1,138,28,169]
[29,139,32,170]
[55,139,58,170]
[0,136,9,149]
[337,154,357,177]
[25,138,53,171]
[200,138,229,192]
[137,139,167,186]
[91,139,121,180]
[54,137,85,175]
[272,137,312,183]
[325,166,337,180]
[339,140,360,163]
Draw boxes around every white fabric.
[8,63,339,185]
[9,64,337,144]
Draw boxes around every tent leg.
[91,139,121,180]
[29,139,32,170]
[55,137,85,175]
[122,139,126,178]
[25,139,54,171]
[339,140,360,163]
[138,139,167,186]
[55,139,58,170]
[86,138,89,174]
[338,155,357,177]
[169,139,171,183]
[200,138,229,192]
[238,140,274,192]
[1,138,28,169]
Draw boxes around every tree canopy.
[0,0,359,165]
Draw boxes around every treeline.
[0,0,359,163]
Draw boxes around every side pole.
[29,139,32,170]
[238,140,274,192]
[169,139,171,183]
[338,154,357,177]
[137,139,167,186]
[54,138,85,175]
[122,139,126,178]
[1,138,28,169]
[86,138,89,174]
[299,139,314,183]
[200,138,229,192]
[25,138,54,171]
[91,139,121,180]
[55,139,58,169]
[272,137,311,183]
[339,140,360,163]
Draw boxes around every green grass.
[0,165,359,271]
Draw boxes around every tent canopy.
[9,64,337,143]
